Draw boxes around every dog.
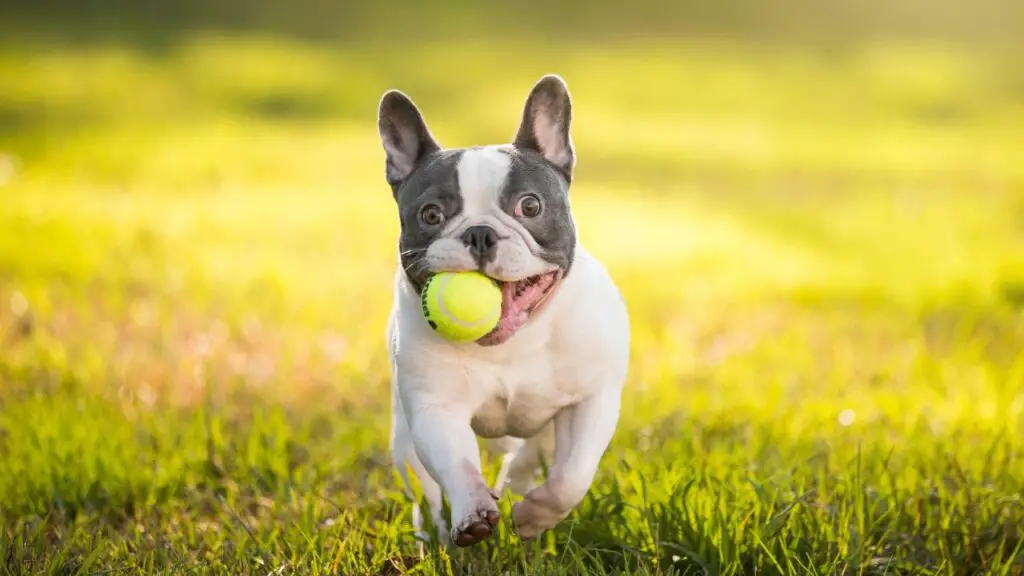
[377,74,630,547]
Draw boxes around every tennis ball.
[421,271,502,342]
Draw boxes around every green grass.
[1,30,1024,575]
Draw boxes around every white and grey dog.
[377,74,630,547]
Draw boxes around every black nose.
[461,225,499,264]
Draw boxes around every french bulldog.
[377,74,630,547]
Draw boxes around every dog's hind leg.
[492,425,555,497]
[489,436,524,495]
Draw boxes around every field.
[1,26,1024,575]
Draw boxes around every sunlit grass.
[0,33,1023,574]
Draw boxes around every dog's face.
[377,75,578,346]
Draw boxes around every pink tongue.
[495,282,530,336]
[477,274,555,345]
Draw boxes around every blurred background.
[1,0,1023,572]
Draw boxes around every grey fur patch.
[499,148,576,273]
[395,149,465,292]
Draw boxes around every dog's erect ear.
[377,90,441,191]
[513,74,575,182]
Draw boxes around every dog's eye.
[516,194,542,218]
[419,204,445,226]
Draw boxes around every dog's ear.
[377,89,441,191]
[513,74,575,182]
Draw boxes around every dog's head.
[377,75,577,346]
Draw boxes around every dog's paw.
[451,495,500,547]
[512,489,569,540]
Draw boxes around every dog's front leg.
[404,394,500,547]
[512,384,621,539]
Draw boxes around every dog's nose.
[461,225,499,264]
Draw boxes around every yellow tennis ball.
[421,271,502,342]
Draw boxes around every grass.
[1,29,1023,575]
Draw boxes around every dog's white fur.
[387,108,630,546]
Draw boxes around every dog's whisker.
[403,259,431,277]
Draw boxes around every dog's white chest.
[390,245,629,442]
[469,360,575,439]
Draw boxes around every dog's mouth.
[476,270,563,346]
